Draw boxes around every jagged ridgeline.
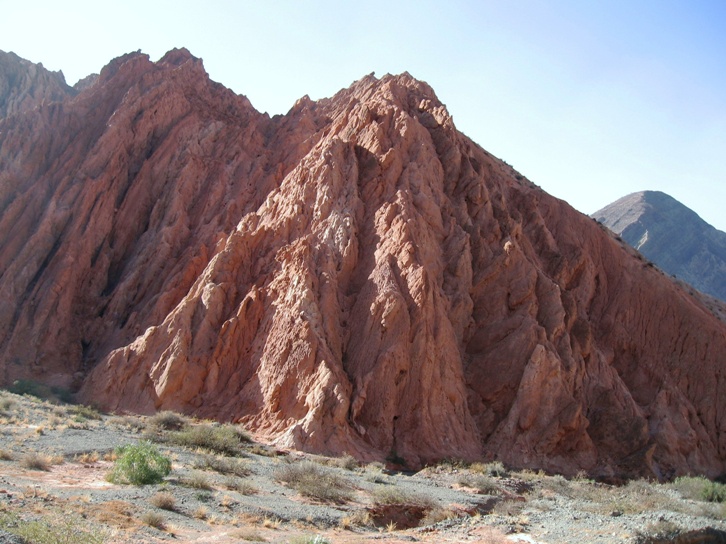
[1,48,725,479]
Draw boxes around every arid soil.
[1,391,726,544]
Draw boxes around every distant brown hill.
[593,191,726,302]
[1,48,725,480]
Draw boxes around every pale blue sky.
[2,1,725,230]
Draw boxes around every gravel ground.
[1,391,726,544]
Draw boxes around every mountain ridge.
[1,49,726,480]
[593,190,726,302]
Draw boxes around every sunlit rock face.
[2,49,725,479]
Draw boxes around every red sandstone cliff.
[1,49,725,480]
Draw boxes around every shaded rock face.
[0,50,76,117]
[593,191,726,303]
[2,49,726,479]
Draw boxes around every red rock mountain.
[0,50,76,117]
[1,49,725,479]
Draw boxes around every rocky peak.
[593,191,726,302]
[159,47,199,67]
[0,49,76,118]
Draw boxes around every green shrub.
[702,481,726,503]
[165,423,249,455]
[107,441,171,485]
[671,475,710,500]
[274,461,353,503]
[484,460,509,477]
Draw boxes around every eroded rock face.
[2,49,726,479]
[0,50,76,117]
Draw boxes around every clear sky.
[2,1,725,230]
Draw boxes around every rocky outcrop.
[593,191,726,302]
[0,50,76,117]
[2,49,726,479]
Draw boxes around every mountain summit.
[593,191,726,302]
[1,50,726,479]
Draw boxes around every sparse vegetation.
[371,485,436,509]
[68,404,102,421]
[2,391,726,544]
[193,453,251,476]
[225,476,258,495]
[149,491,176,510]
[274,461,353,503]
[458,473,500,494]
[0,394,15,412]
[20,452,51,471]
[148,410,188,431]
[106,441,171,485]
[140,510,166,530]
[231,528,267,541]
[109,414,146,430]
[702,480,726,503]
[74,451,100,464]
[0,511,105,544]
[634,520,683,543]
[163,423,249,455]
[181,470,213,490]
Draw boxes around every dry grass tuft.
[163,423,250,455]
[20,452,51,471]
[75,451,100,464]
[230,528,267,541]
[148,410,188,431]
[141,510,166,530]
[149,491,177,510]
[370,486,436,509]
[194,454,251,476]
[181,471,213,490]
[192,505,209,520]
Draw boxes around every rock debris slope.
[593,190,726,303]
[1,49,726,479]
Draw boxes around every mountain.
[0,50,77,117]
[592,191,726,302]
[1,49,726,480]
